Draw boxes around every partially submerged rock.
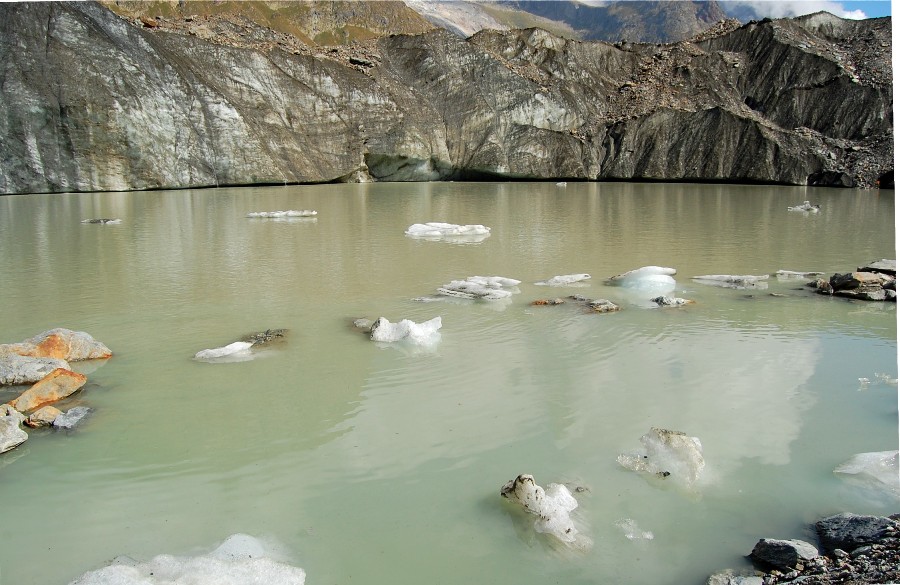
[568,295,620,313]
[240,328,287,345]
[651,296,695,307]
[531,298,566,306]
[858,258,896,276]
[370,316,442,345]
[692,274,769,289]
[617,427,705,486]
[25,405,62,428]
[0,354,71,386]
[0,415,27,454]
[535,273,591,286]
[0,328,112,361]
[8,368,87,413]
[81,218,122,224]
[814,271,896,301]
[750,538,819,570]
[500,474,583,544]
[775,269,824,279]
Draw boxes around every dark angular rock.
[815,513,898,553]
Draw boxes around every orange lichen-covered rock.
[8,368,87,413]
[0,329,112,361]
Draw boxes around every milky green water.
[0,181,896,585]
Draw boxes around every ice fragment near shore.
[617,427,705,486]
[608,266,676,290]
[833,450,900,496]
[500,474,583,544]
[370,317,442,345]
[776,270,824,279]
[535,273,591,286]
[787,201,820,212]
[405,222,491,242]
[436,276,520,300]
[194,341,254,361]
[67,533,305,585]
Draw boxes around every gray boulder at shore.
[0,3,891,195]
[815,513,899,553]
[0,354,71,386]
[749,538,819,570]
[0,415,28,454]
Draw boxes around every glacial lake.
[0,181,897,585]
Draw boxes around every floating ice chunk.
[405,222,491,243]
[692,274,769,289]
[788,201,820,212]
[556,181,567,187]
[608,266,677,290]
[370,316,442,345]
[500,474,583,545]
[617,427,705,486]
[615,518,655,540]
[834,451,900,496]
[776,270,824,279]
[247,210,317,218]
[436,276,520,300]
[536,274,591,286]
[67,533,306,585]
[194,341,254,361]
[874,373,898,385]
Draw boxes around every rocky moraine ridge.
[0,2,892,195]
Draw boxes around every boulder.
[749,538,819,570]
[25,405,62,428]
[0,415,28,454]
[0,404,25,426]
[8,368,87,413]
[827,271,895,301]
[0,329,112,361]
[707,570,764,585]
[815,513,899,553]
[858,259,896,276]
[0,354,71,386]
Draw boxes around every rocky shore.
[710,513,900,585]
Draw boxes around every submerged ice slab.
[834,450,900,496]
[535,273,591,286]
[436,276,520,300]
[607,266,677,290]
[776,270,824,279]
[370,316,442,345]
[617,427,705,486]
[246,210,317,218]
[405,222,491,242]
[500,474,584,545]
[68,533,305,585]
[194,341,254,361]
[615,518,655,540]
[81,218,122,224]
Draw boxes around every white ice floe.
[787,201,820,212]
[834,450,900,497]
[246,210,317,218]
[68,533,305,585]
[436,276,521,300]
[776,270,824,279]
[692,274,769,289]
[370,316,442,345]
[500,474,589,547]
[81,218,122,224]
[535,273,591,286]
[615,518,655,540]
[556,181,567,187]
[405,222,491,243]
[617,427,705,486]
[608,266,677,291]
[194,341,254,361]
